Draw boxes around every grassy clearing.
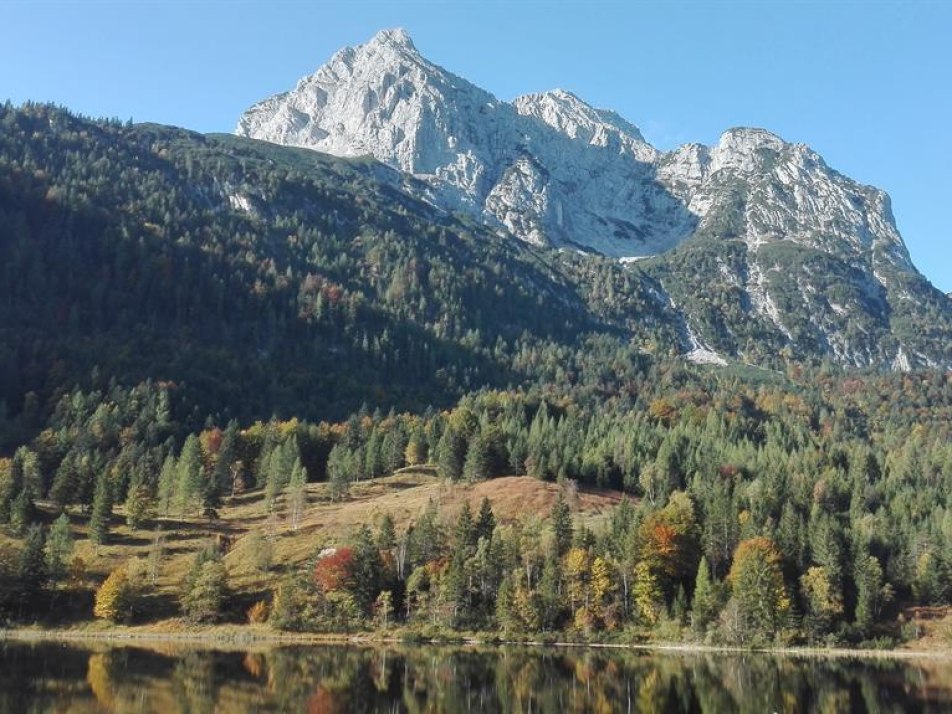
[35,473,622,625]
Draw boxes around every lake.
[1,640,950,713]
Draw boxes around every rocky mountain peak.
[367,27,417,51]
[512,88,648,146]
[235,30,948,371]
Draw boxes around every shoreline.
[2,625,950,661]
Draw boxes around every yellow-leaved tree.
[93,561,139,623]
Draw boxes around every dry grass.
[43,473,626,617]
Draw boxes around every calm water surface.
[1,641,950,713]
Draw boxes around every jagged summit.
[512,88,651,150]
[368,27,416,49]
[236,29,948,369]
[237,29,909,265]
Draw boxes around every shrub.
[247,599,269,624]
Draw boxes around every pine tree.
[327,444,352,501]
[287,460,307,530]
[351,525,383,614]
[455,501,476,553]
[176,435,203,516]
[45,513,74,584]
[691,558,719,634]
[9,487,33,535]
[728,537,790,644]
[475,497,496,543]
[17,525,47,602]
[124,480,154,532]
[551,493,573,557]
[382,425,406,474]
[436,427,465,481]
[89,471,113,546]
[463,432,491,482]
[854,553,891,636]
[157,454,177,516]
[377,513,397,552]
[181,549,228,623]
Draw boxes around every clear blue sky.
[2,1,949,292]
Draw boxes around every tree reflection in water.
[0,642,950,713]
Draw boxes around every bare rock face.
[237,28,693,257]
[238,28,949,370]
[238,29,908,268]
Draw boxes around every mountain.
[0,102,689,445]
[238,28,952,370]
[237,28,687,257]
[0,88,948,448]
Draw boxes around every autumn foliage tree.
[727,537,790,644]
[94,562,139,623]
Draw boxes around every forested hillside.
[0,102,688,448]
[1,103,951,647]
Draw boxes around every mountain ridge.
[236,28,950,370]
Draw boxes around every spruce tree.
[157,454,177,516]
[475,497,496,543]
[351,525,382,613]
[176,435,203,516]
[463,432,491,482]
[691,558,719,634]
[287,460,307,530]
[455,501,476,553]
[17,525,47,602]
[45,513,74,584]
[125,480,154,532]
[551,493,573,557]
[377,513,397,552]
[89,471,112,546]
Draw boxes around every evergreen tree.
[287,460,307,530]
[181,549,228,623]
[9,487,33,535]
[475,497,496,543]
[463,431,491,482]
[437,427,466,481]
[157,454,177,517]
[455,501,476,553]
[17,525,47,603]
[89,471,113,546]
[326,443,352,501]
[176,435,203,516]
[351,525,382,614]
[727,537,791,644]
[854,553,891,636]
[551,493,573,557]
[377,513,397,552]
[691,558,719,634]
[125,480,154,532]
[45,513,74,584]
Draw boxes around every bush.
[247,599,269,624]
[270,574,316,631]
